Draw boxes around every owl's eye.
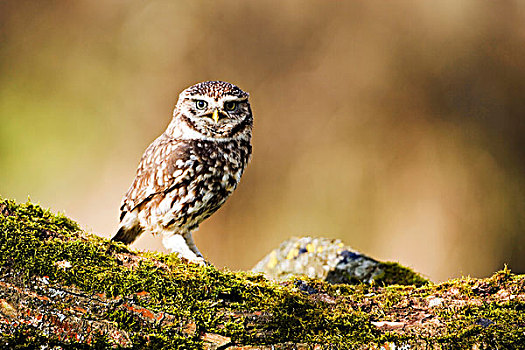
[195,100,207,110]
[224,101,237,111]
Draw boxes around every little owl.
[112,81,253,264]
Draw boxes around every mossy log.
[0,198,524,349]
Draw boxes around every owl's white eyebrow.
[220,97,248,102]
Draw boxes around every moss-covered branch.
[0,198,524,349]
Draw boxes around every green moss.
[1,324,116,349]
[0,198,376,348]
[373,261,429,287]
[0,197,524,349]
[436,302,525,348]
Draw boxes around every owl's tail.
[111,225,143,245]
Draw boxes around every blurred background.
[1,1,524,282]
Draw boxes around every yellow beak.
[212,109,219,123]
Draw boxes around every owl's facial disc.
[169,81,252,141]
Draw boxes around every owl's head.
[167,81,253,141]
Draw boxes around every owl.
[112,81,253,264]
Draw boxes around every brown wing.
[119,135,192,219]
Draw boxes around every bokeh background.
[1,1,524,282]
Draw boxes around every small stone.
[475,318,494,328]
[55,260,72,269]
[427,297,443,307]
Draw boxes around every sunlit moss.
[0,197,524,349]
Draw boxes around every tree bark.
[0,198,523,349]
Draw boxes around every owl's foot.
[162,233,208,265]
[189,256,208,266]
